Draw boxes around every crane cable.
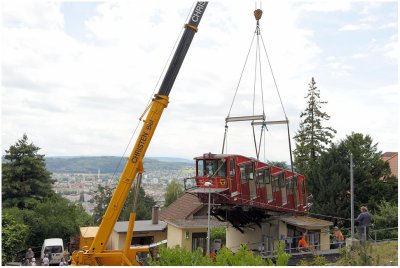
[223,8,292,167]
[106,3,196,187]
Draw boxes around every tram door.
[248,163,256,200]
[229,159,237,193]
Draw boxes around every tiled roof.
[382,152,398,158]
[114,220,167,233]
[164,218,226,229]
[159,193,204,220]
[280,216,333,229]
[382,152,398,178]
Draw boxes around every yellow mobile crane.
[71,2,207,265]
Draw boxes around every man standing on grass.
[355,206,372,241]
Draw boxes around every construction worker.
[333,226,344,248]
[298,234,309,252]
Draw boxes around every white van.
[41,238,64,265]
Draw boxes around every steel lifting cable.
[107,3,196,186]
[222,32,257,154]
[259,32,295,173]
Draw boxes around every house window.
[192,232,207,255]
[131,236,153,246]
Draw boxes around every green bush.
[149,244,275,266]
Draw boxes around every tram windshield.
[197,159,226,177]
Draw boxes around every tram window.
[278,173,285,187]
[256,170,263,185]
[272,176,279,192]
[264,168,271,184]
[197,160,204,176]
[245,164,254,180]
[240,166,246,182]
[229,159,235,177]
[205,160,217,175]
[286,178,293,194]
[217,160,227,177]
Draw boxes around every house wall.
[226,225,263,252]
[320,227,330,250]
[167,224,184,248]
[278,220,288,240]
[109,231,167,250]
[166,224,209,252]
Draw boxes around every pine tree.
[2,134,55,209]
[293,78,336,192]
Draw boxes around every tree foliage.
[120,185,157,221]
[91,184,113,224]
[164,179,184,207]
[2,134,55,209]
[91,183,157,224]
[3,195,92,249]
[210,227,226,243]
[2,213,29,265]
[293,78,336,193]
[312,133,397,224]
[1,134,92,260]
[372,200,398,240]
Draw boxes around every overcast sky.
[2,1,398,163]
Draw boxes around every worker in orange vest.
[333,226,345,248]
[298,234,309,252]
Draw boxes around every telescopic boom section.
[89,2,208,256]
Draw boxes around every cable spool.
[254,9,263,21]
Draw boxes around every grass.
[331,240,398,266]
[371,241,398,265]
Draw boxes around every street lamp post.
[204,181,212,255]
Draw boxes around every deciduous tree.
[164,179,184,207]
[2,213,28,265]
[313,133,397,224]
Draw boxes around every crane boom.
[72,2,207,266]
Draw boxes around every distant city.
[48,156,195,215]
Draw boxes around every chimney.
[152,206,159,225]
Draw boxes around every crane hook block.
[254,9,263,21]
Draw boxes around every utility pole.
[205,181,212,255]
[350,152,355,240]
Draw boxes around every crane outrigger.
[71,2,207,265]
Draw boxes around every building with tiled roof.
[159,193,205,220]
[382,152,398,178]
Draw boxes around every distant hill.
[43,156,193,174]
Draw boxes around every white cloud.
[2,1,64,30]
[1,0,397,162]
[338,23,370,31]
